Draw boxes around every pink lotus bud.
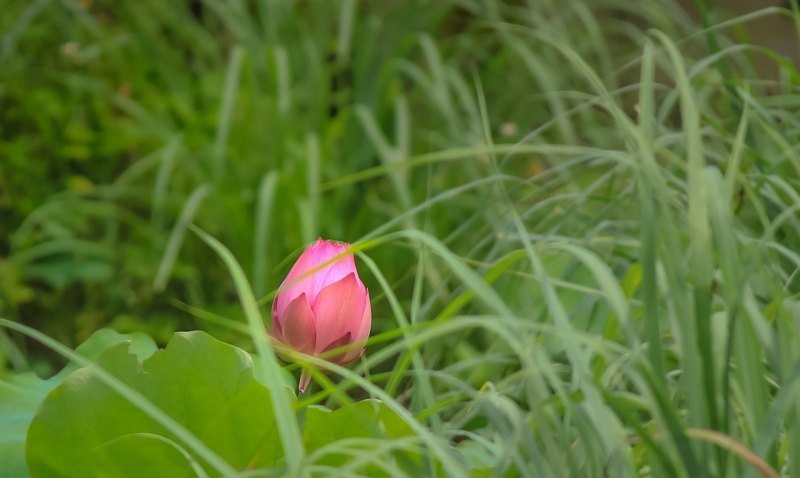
[269,238,371,392]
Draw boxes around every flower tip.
[314,237,349,248]
[298,368,312,393]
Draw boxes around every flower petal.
[321,333,352,364]
[266,324,284,343]
[311,273,366,354]
[280,293,316,354]
[351,290,372,342]
[341,296,371,363]
[274,239,358,318]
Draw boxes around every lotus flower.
[270,238,371,392]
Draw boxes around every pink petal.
[280,293,316,354]
[274,239,358,318]
[351,289,372,342]
[271,301,282,336]
[265,327,293,363]
[321,333,352,364]
[270,304,284,338]
[312,273,366,354]
[266,325,284,343]
[341,297,371,363]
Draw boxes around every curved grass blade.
[190,225,305,474]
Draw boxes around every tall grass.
[2,0,800,476]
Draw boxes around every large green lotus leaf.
[26,331,283,477]
[0,329,156,478]
[0,373,56,478]
[304,400,419,473]
[67,328,157,371]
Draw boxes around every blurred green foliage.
[1,0,464,358]
[2,0,668,362]
[2,0,800,475]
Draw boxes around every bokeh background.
[5,1,800,476]
[0,0,793,361]
[1,0,799,405]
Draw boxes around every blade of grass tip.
[725,94,749,206]
[213,44,244,180]
[545,243,639,347]
[637,39,667,381]
[190,225,304,474]
[336,0,356,62]
[394,95,410,159]
[306,134,320,240]
[433,250,525,323]
[357,252,442,433]
[151,136,181,235]
[355,105,408,210]
[636,34,702,474]
[354,105,393,159]
[655,31,720,449]
[691,0,737,97]
[396,230,512,317]
[0,318,240,477]
[632,49,703,469]
[153,184,211,292]
[419,34,457,126]
[410,230,426,328]
[253,171,279,297]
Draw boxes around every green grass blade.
[190,225,305,474]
